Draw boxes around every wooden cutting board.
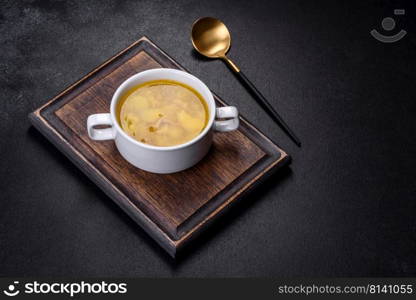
[29,36,290,257]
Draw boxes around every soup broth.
[118,80,208,147]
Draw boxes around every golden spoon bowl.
[191,17,239,72]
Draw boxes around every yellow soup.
[118,80,208,147]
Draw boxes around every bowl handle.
[87,113,116,141]
[213,106,239,132]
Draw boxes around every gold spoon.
[191,17,301,147]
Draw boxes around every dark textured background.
[1,0,415,277]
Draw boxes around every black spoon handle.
[234,70,301,147]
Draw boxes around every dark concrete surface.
[0,0,415,276]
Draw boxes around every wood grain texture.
[29,36,290,257]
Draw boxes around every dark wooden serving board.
[29,37,290,257]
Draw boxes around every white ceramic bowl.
[87,68,239,173]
